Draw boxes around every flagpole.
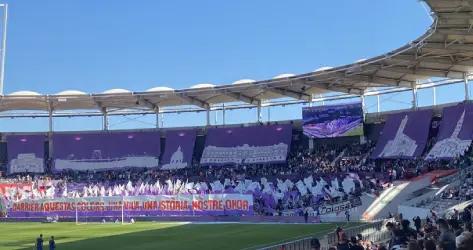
[0,3,7,94]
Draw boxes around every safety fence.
[258,219,392,250]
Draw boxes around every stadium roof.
[2,0,473,114]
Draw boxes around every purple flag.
[7,134,45,174]
[52,131,161,172]
[200,124,292,166]
[371,109,432,159]
[161,130,196,170]
[426,103,473,159]
[302,102,363,138]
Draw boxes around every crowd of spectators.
[307,207,473,250]
[441,172,473,201]
[0,139,469,218]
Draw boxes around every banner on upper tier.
[426,103,473,159]
[5,194,254,218]
[200,125,292,166]
[52,131,161,172]
[371,109,433,159]
[160,130,196,170]
[7,135,46,174]
[302,102,364,138]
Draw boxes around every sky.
[0,0,455,132]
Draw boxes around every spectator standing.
[304,209,309,223]
[413,216,422,232]
[349,236,364,250]
[49,236,56,250]
[336,234,350,250]
[310,237,320,250]
[437,219,456,250]
[36,234,43,250]
[462,206,471,225]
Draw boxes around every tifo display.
[1,102,473,224]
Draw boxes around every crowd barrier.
[258,219,392,250]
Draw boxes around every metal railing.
[257,220,392,250]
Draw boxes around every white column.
[361,95,366,113]
[48,105,53,162]
[361,95,366,121]
[102,109,108,131]
[214,109,218,124]
[433,86,437,106]
[154,106,160,128]
[411,82,418,109]
[206,108,210,126]
[267,106,271,122]
[257,102,262,123]
[376,95,381,113]
[222,103,226,125]
[464,73,470,101]
[0,4,8,95]
[48,108,53,133]
[160,113,164,128]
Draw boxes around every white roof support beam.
[378,65,465,79]
[266,87,312,101]
[388,54,473,67]
[137,96,159,111]
[178,94,209,109]
[223,91,260,105]
[94,100,108,131]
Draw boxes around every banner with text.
[371,109,432,159]
[426,103,473,159]
[6,194,254,218]
[200,125,292,166]
[161,130,196,170]
[52,131,161,172]
[7,135,46,174]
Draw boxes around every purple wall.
[200,124,292,166]
[426,103,473,159]
[205,125,292,147]
[436,104,473,141]
[371,109,432,159]
[161,130,196,169]
[7,135,45,174]
[52,131,161,171]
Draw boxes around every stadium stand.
[3,0,473,249]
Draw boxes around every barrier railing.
[257,220,392,250]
